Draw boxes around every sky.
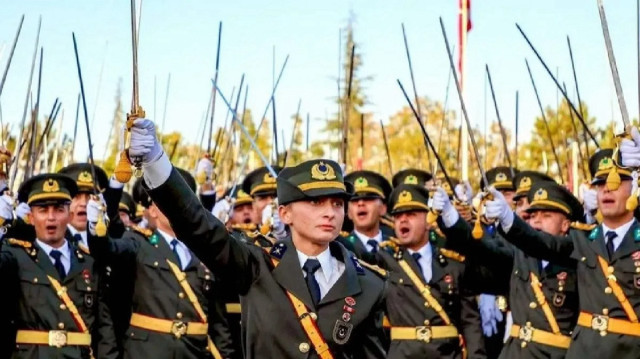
[0,0,638,165]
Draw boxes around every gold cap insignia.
[495,172,508,182]
[404,175,418,185]
[311,161,337,180]
[533,188,548,201]
[598,157,613,171]
[237,189,250,199]
[519,177,532,190]
[398,190,412,204]
[78,171,93,184]
[354,177,369,190]
[263,172,276,184]
[43,178,60,193]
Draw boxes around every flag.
[458,0,472,91]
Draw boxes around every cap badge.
[533,188,548,201]
[237,189,250,199]
[519,177,532,190]
[43,178,60,193]
[495,172,508,182]
[263,172,276,184]
[404,175,418,185]
[354,177,369,190]
[311,161,336,180]
[78,171,93,184]
[598,157,613,171]
[398,190,412,204]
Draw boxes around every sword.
[485,65,515,178]
[0,15,24,99]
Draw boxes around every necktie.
[303,259,322,306]
[72,233,83,246]
[170,239,183,269]
[366,239,379,253]
[605,231,617,261]
[411,252,424,278]
[50,250,66,280]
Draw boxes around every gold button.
[514,270,519,275]
[154,261,159,267]
[59,304,66,310]
[205,275,211,280]
[178,292,185,299]
[33,278,38,283]
[558,286,564,291]
[636,268,640,273]
[86,287,91,291]
[607,266,614,274]
[176,312,183,319]
[58,323,65,329]
[529,302,537,309]
[399,279,404,284]
[602,308,609,315]
[85,279,90,284]
[424,302,430,308]
[521,341,527,348]
[309,312,318,321]
[299,342,310,353]
[423,320,430,326]
[581,257,586,262]
[605,287,613,294]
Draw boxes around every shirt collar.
[602,218,636,242]
[353,229,383,245]
[297,246,334,282]
[157,229,181,247]
[407,241,433,259]
[36,239,71,259]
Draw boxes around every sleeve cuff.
[442,208,460,228]
[109,176,125,189]
[500,211,515,233]
[143,152,172,189]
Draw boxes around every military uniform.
[0,173,118,359]
[493,150,640,358]
[441,181,584,358]
[89,168,235,359]
[376,184,485,359]
[144,158,388,358]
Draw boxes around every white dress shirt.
[36,239,71,275]
[158,229,192,270]
[602,218,636,251]
[408,242,433,282]
[67,225,88,248]
[353,229,383,252]
[297,247,345,299]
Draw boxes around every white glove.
[262,200,286,239]
[129,118,164,164]
[432,187,459,228]
[15,202,30,221]
[582,187,598,213]
[484,187,514,230]
[620,127,640,167]
[0,194,13,221]
[86,196,108,236]
[454,181,473,203]
[196,157,213,181]
[212,198,231,223]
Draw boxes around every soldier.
[241,166,282,226]
[58,163,109,250]
[0,173,117,358]
[130,118,387,358]
[480,147,640,358]
[118,192,136,228]
[378,183,486,359]
[511,171,554,221]
[339,170,393,263]
[87,167,234,359]
[434,179,583,358]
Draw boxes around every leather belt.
[390,326,459,342]
[16,330,91,347]
[578,312,640,337]
[130,313,208,338]
[509,324,570,349]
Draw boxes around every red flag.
[458,0,472,90]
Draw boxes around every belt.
[130,313,208,338]
[509,324,570,349]
[16,330,91,348]
[225,303,241,314]
[390,326,459,342]
[578,312,640,337]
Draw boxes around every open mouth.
[398,226,410,236]
[45,225,57,234]
[77,211,87,217]
[356,210,368,219]
[601,198,615,205]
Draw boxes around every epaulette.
[439,248,465,262]
[77,243,90,255]
[379,237,401,254]
[571,221,596,232]
[340,231,350,238]
[130,224,153,238]
[231,223,258,232]
[380,217,395,229]
[7,238,32,249]
[356,258,388,278]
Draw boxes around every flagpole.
[459,0,470,182]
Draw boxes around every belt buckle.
[518,325,534,342]
[171,321,188,338]
[416,326,432,343]
[48,330,68,348]
[591,315,609,333]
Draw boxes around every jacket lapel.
[64,247,84,283]
[319,242,362,306]
[430,246,445,284]
[271,239,316,309]
[588,225,609,259]
[34,242,65,281]
[612,221,640,263]
[403,250,427,284]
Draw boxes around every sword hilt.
[114,107,146,183]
